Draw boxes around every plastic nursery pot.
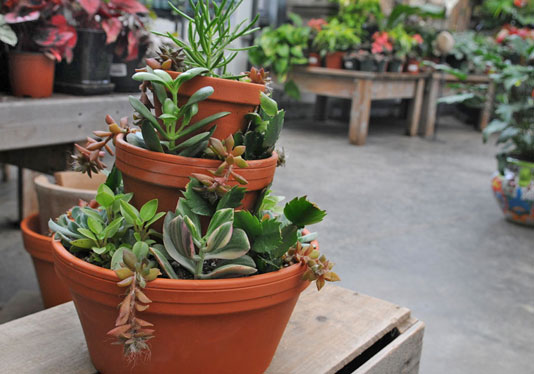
[388,58,404,73]
[324,51,346,69]
[34,172,106,234]
[52,239,311,374]
[376,58,389,73]
[114,133,278,231]
[491,156,534,226]
[21,214,71,308]
[8,51,55,98]
[164,71,265,140]
[308,52,322,67]
[55,29,115,95]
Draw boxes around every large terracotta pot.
[491,156,534,226]
[53,239,310,374]
[324,51,345,69]
[157,72,265,141]
[115,134,277,230]
[21,214,71,308]
[34,172,106,234]
[9,52,55,98]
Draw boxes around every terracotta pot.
[324,51,345,69]
[34,172,106,234]
[8,52,55,98]
[115,133,277,231]
[52,239,310,374]
[308,52,321,67]
[161,71,265,140]
[491,156,534,226]
[21,214,71,308]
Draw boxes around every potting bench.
[289,67,428,145]
[419,72,495,137]
[0,285,425,373]
[0,93,132,219]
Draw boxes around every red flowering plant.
[63,0,150,61]
[371,31,393,54]
[307,18,327,33]
[1,0,77,61]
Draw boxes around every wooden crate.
[0,285,424,373]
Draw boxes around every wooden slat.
[371,80,416,100]
[0,286,414,374]
[290,73,355,99]
[355,321,425,374]
[0,94,131,151]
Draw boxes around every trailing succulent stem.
[130,67,229,156]
[108,245,160,357]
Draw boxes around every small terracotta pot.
[34,172,106,234]
[162,71,265,140]
[21,214,71,308]
[308,52,321,67]
[9,52,55,98]
[53,239,310,374]
[324,51,345,69]
[115,134,278,231]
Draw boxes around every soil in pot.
[34,172,106,234]
[115,134,278,231]
[52,239,310,374]
[21,214,71,308]
[9,52,55,98]
[163,71,265,141]
[55,29,114,95]
[491,156,534,226]
[324,51,345,69]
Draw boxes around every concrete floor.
[1,112,533,373]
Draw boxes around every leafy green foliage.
[481,0,534,28]
[160,207,256,279]
[158,0,259,77]
[313,19,361,56]
[49,185,162,268]
[131,67,229,155]
[234,92,285,160]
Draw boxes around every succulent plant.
[129,67,229,156]
[240,67,270,85]
[235,92,285,160]
[107,245,160,358]
[154,205,256,280]
[147,45,186,72]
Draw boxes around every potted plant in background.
[248,13,311,99]
[313,18,361,69]
[306,17,327,67]
[484,64,534,226]
[109,4,152,92]
[48,3,339,373]
[0,0,76,98]
[371,30,393,72]
[55,0,148,95]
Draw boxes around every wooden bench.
[0,285,425,373]
[420,72,495,138]
[0,93,132,219]
[289,67,427,145]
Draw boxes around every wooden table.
[0,285,425,374]
[0,93,132,218]
[289,67,427,145]
[420,72,495,138]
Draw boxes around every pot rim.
[34,174,102,196]
[167,70,265,91]
[21,213,53,262]
[53,239,310,291]
[116,133,278,169]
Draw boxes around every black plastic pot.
[388,59,404,73]
[111,46,148,92]
[376,59,388,73]
[55,29,114,95]
[358,58,376,72]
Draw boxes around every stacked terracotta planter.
[52,72,313,374]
